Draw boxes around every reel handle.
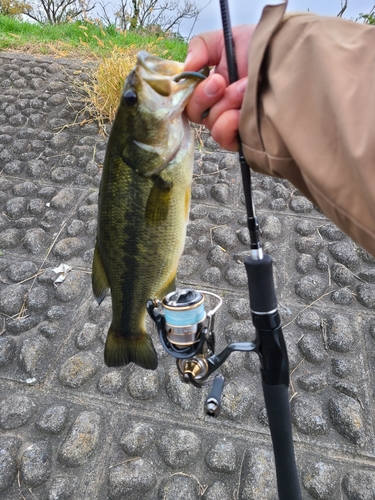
[205,374,225,417]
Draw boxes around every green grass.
[0,14,188,61]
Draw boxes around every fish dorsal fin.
[145,176,173,226]
[92,243,109,304]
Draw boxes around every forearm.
[240,3,375,256]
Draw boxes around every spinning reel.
[147,288,257,417]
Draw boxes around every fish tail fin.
[104,327,158,370]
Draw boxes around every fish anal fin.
[104,327,158,370]
[92,243,109,304]
[145,176,173,226]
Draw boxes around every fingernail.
[184,51,193,68]
[201,109,210,119]
[204,78,221,97]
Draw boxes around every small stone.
[77,204,97,221]
[75,323,98,349]
[269,198,287,211]
[20,441,51,486]
[51,167,77,182]
[208,208,233,225]
[59,352,100,388]
[127,369,159,400]
[190,204,208,220]
[316,252,329,270]
[342,470,375,500]
[191,184,207,199]
[228,298,250,320]
[220,380,253,419]
[252,189,268,207]
[59,411,101,467]
[225,264,248,287]
[48,476,78,500]
[236,227,250,246]
[295,275,327,301]
[67,219,85,237]
[272,183,290,200]
[358,269,375,283]
[298,335,328,365]
[97,371,123,395]
[195,235,210,251]
[53,237,86,259]
[295,236,325,254]
[328,394,365,445]
[27,286,50,311]
[24,228,47,254]
[0,395,36,429]
[295,220,316,236]
[301,462,340,499]
[46,305,65,320]
[165,366,193,409]
[159,475,199,500]
[211,183,229,204]
[12,181,37,197]
[356,283,375,309]
[157,429,200,468]
[207,245,230,268]
[334,381,359,401]
[212,226,238,250]
[331,358,353,378]
[331,263,355,287]
[297,310,321,331]
[331,288,354,305]
[297,372,327,392]
[54,271,86,302]
[203,481,231,500]
[50,188,76,210]
[295,253,316,274]
[120,423,155,456]
[291,397,328,435]
[0,284,28,316]
[0,337,16,366]
[224,320,253,344]
[319,223,345,241]
[5,197,27,219]
[0,228,25,248]
[328,241,360,269]
[240,448,277,500]
[201,266,221,283]
[6,316,39,335]
[178,253,202,279]
[0,447,17,494]
[108,458,156,500]
[260,215,282,240]
[289,196,313,213]
[19,335,49,378]
[326,315,354,353]
[205,440,237,473]
[36,406,68,434]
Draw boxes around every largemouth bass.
[92,52,207,369]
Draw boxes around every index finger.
[184,31,225,72]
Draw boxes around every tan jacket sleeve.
[239,2,375,257]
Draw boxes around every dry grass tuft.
[74,42,161,135]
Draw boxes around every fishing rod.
[147,1,302,498]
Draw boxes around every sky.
[179,0,374,38]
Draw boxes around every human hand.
[184,25,256,151]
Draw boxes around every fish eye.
[123,89,137,106]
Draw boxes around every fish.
[92,51,207,369]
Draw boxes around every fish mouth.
[137,51,207,97]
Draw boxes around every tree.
[98,0,206,36]
[0,0,31,16]
[23,0,95,23]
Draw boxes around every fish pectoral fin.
[92,243,109,304]
[145,176,173,226]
